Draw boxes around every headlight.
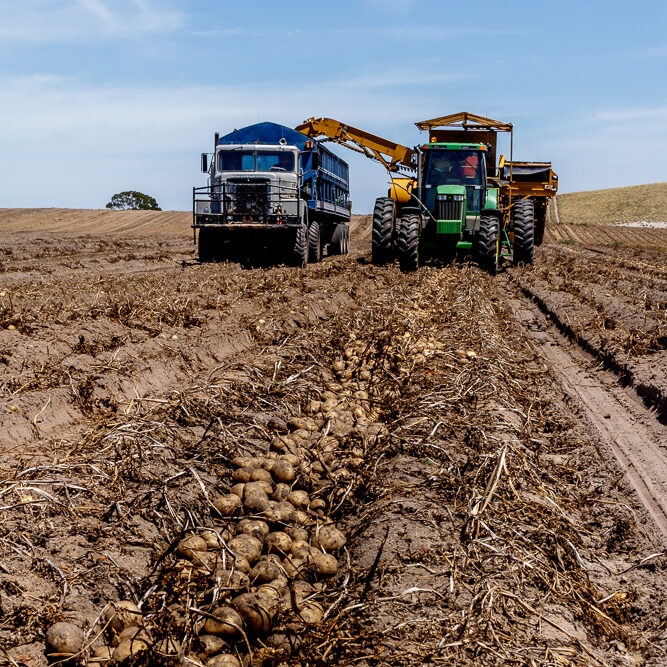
[203,207,211,214]
[437,194,464,201]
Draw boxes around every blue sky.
[1,0,666,212]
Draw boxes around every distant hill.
[554,182,667,226]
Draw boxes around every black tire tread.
[397,214,420,272]
[372,197,395,265]
[512,199,535,264]
[292,223,308,267]
[308,222,322,263]
[476,215,499,275]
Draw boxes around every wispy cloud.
[0,0,182,43]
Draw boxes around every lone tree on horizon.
[106,191,161,211]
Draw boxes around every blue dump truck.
[193,122,351,265]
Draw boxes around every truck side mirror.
[201,153,208,173]
[311,152,320,170]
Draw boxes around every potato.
[317,524,347,551]
[271,483,291,501]
[267,631,302,655]
[270,435,286,451]
[112,638,150,665]
[263,500,296,525]
[201,528,231,549]
[255,479,274,495]
[103,600,143,635]
[257,579,286,603]
[298,600,324,625]
[290,539,311,558]
[287,416,310,431]
[242,483,269,513]
[309,498,326,512]
[266,531,292,555]
[233,592,274,633]
[194,635,227,658]
[153,637,183,666]
[206,654,241,667]
[177,534,208,559]
[249,557,283,584]
[251,468,273,484]
[280,453,300,467]
[288,526,309,542]
[215,568,249,590]
[270,460,295,484]
[228,534,263,564]
[92,645,113,660]
[45,622,83,663]
[286,490,309,509]
[232,455,253,468]
[268,416,288,432]
[294,509,310,525]
[282,556,306,579]
[310,552,338,577]
[117,626,151,643]
[230,555,250,574]
[230,483,245,499]
[236,518,269,542]
[203,605,244,637]
[232,467,254,483]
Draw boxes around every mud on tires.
[512,199,535,265]
[372,197,395,265]
[397,213,420,272]
[330,223,349,255]
[476,214,499,275]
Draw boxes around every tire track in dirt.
[508,288,667,542]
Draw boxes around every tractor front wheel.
[397,213,420,272]
[372,197,395,265]
[476,214,500,275]
[512,199,535,265]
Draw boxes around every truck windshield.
[217,150,295,173]
[425,150,482,186]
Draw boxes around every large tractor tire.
[397,213,420,272]
[372,197,395,265]
[476,214,500,275]
[512,199,535,265]
[198,227,218,262]
[308,222,322,263]
[292,223,309,267]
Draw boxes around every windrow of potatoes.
[43,331,443,665]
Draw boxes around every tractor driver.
[431,153,465,184]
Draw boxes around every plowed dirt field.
[0,209,665,666]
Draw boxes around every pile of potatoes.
[42,341,404,666]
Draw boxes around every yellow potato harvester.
[296,113,558,271]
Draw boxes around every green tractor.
[371,112,557,272]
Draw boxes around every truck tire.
[512,199,535,265]
[198,227,217,262]
[343,225,350,254]
[308,222,322,263]
[397,213,420,272]
[292,223,309,267]
[372,197,395,265]
[476,214,499,275]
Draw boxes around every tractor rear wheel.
[512,199,535,264]
[397,213,420,272]
[308,221,322,263]
[292,223,309,267]
[476,214,499,275]
[372,197,395,264]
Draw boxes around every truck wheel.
[198,227,216,262]
[292,223,309,267]
[343,225,350,254]
[397,214,420,272]
[476,214,499,275]
[372,197,395,265]
[308,222,322,263]
[512,199,535,265]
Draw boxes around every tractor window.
[425,150,483,186]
